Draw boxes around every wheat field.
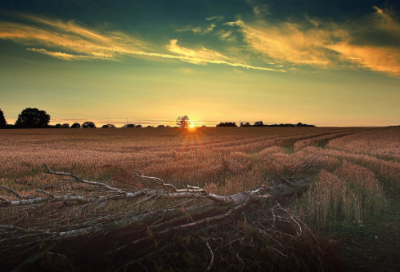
[1,127,399,227]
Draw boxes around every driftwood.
[0,156,342,271]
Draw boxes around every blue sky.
[1,0,400,126]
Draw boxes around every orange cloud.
[166,39,228,64]
[231,7,400,75]
[232,19,342,66]
[0,14,285,72]
[327,43,400,75]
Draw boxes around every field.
[1,127,400,271]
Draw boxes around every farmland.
[1,127,399,271]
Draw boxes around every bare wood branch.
[44,164,124,193]
[203,238,214,271]
[0,185,27,199]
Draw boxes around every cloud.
[228,7,400,75]
[167,39,228,63]
[0,14,285,72]
[27,48,91,60]
[253,5,270,17]
[165,39,285,72]
[0,16,146,60]
[328,7,400,75]
[232,19,340,66]
[206,16,224,21]
[176,23,216,34]
[216,30,235,41]
[327,43,400,75]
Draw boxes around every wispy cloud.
[175,23,216,34]
[165,39,285,71]
[253,5,270,17]
[206,16,224,21]
[166,39,228,64]
[27,48,92,60]
[216,30,235,41]
[327,6,400,75]
[229,19,341,66]
[228,7,400,75]
[0,14,284,72]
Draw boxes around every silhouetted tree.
[102,125,109,128]
[71,123,81,128]
[158,125,165,128]
[136,125,142,128]
[15,108,50,128]
[0,108,6,129]
[122,124,135,128]
[216,122,237,127]
[253,121,264,127]
[55,124,62,128]
[240,122,251,127]
[82,121,96,128]
[295,122,315,127]
[176,115,190,128]
[62,123,70,128]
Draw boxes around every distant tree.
[82,121,96,128]
[0,108,7,128]
[15,108,50,128]
[202,125,207,128]
[147,126,153,128]
[102,124,116,128]
[122,124,135,128]
[253,121,264,127]
[55,123,62,128]
[216,122,237,127]
[62,123,70,128]
[158,125,165,128]
[102,125,109,128]
[136,125,142,128]
[296,122,315,127]
[166,125,171,128]
[71,123,81,128]
[240,122,251,127]
[176,115,190,128]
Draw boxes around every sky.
[1,0,400,127]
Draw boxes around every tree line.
[0,108,316,129]
[216,121,316,127]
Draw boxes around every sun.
[186,123,197,132]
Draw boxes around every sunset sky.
[1,0,400,127]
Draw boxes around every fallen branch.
[0,156,343,272]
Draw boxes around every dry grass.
[327,127,400,160]
[0,127,398,228]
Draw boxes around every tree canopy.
[176,115,190,128]
[216,122,237,127]
[14,108,50,128]
[0,108,6,128]
[82,121,96,128]
[71,123,81,128]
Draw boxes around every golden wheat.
[0,127,397,228]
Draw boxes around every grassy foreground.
[0,127,399,271]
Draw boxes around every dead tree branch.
[0,156,342,272]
